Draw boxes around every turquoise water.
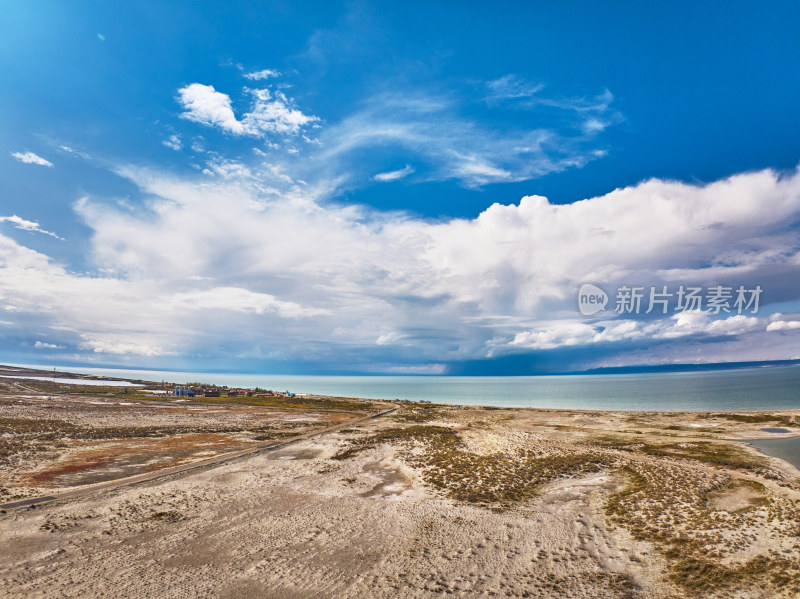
[26,363,800,412]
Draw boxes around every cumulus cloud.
[0,215,63,240]
[242,88,320,136]
[658,312,760,339]
[177,83,318,138]
[178,83,245,135]
[767,319,800,331]
[162,134,182,151]
[497,312,761,352]
[6,164,800,368]
[0,229,331,359]
[11,151,53,167]
[34,341,62,349]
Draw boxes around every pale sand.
[2,389,800,598]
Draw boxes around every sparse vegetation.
[391,408,440,423]
[582,434,767,470]
[148,510,184,523]
[0,416,303,465]
[605,458,800,596]
[190,394,374,411]
[699,412,798,427]
[334,424,607,506]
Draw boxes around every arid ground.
[1,368,799,598]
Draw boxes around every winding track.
[0,406,396,511]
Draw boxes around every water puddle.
[745,435,800,470]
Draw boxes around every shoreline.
[742,436,800,471]
[3,363,800,412]
[3,362,800,414]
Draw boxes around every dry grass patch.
[334,424,608,506]
[605,459,800,597]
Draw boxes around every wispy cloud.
[485,74,546,100]
[0,215,63,240]
[244,68,281,80]
[373,164,414,182]
[318,85,615,188]
[177,75,616,190]
[486,75,615,113]
[11,151,53,167]
[58,145,90,159]
[485,75,621,141]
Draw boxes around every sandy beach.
[1,369,799,598]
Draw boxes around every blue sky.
[1,1,800,374]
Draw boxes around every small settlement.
[173,386,295,398]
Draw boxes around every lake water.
[0,375,142,387]
[22,363,800,412]
[745,436,800,470]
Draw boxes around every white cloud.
[499,312,761,352]
[656,312,760,339]
[244,68,281,80]
[318,87,616,188]
[169,287,330,318]
[0,215,63,240]
[486,75,546,101]
[767,319,800,331]
[486,75,615,114]
[376,331,404,345]
[177,83,319,139]
[58,145,90,159]
[11,151,53,167]
[79,336,168,356]
[178,83,245,135]
[6,165,800,366]
[373,164,415,182]
[162,134,182,151]
[34,341,62,349]
[242,88,319,136]
[176,78,608,189]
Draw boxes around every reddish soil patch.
[29,458,110,483]
[23,433,261,488]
